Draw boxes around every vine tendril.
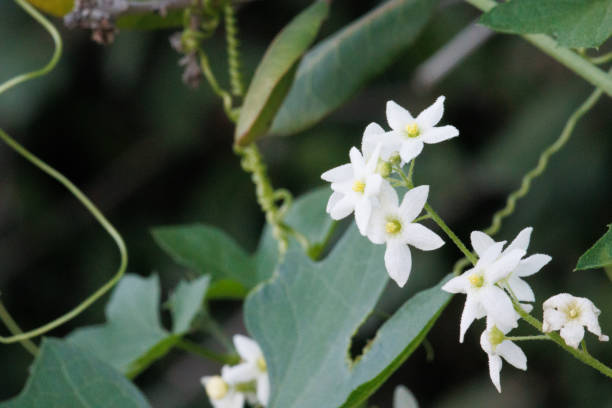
[0,0,127,347]
[224,1,244,97]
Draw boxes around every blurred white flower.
[542,293,609,348]
[378,96,459,163]
[480,324,527,393]
[470,228,551,303]
[366,184,444,287]
[321,145,385,235]
[442,238,525,342]
[201,375,245,408]
[393,385,420,408]
[224,335,270,406]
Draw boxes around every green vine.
[0,0,127,349]
[224,1,244,97]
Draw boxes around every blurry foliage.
[0,0,611,407]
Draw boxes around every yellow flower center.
[385,219,402,235]
[352,180,366,193]
[257,356,267,372]
[205,376,228,400]
[468,273,484,288]
[488,326,505,349]
[404,123,420,138]
[567,303,580,319]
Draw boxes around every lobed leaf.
[234,0,330,145]
[480,0,612,48]
[245,224,452,408]
[67,274,209,378]
[26,0,73,17]
[270,0,439,137]
[575,224,612,271]
[0,338,150,407]
[153,187,334,299]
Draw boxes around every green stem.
[224,1,244,97]
[483,76,607,235]
[589,51,612,65]
[0,0,128,345]
[0,0,62,96]
[464,0,612,98]
[0,301,39,355]
[510,297,612,379]
[176,339,240,365]
[505,335,550,342]
[198,50,238,122]
[424,204,478,265]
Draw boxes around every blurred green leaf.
[270,0,439,137]
[234,1,329,145]
[154,187,334,299]
[480,0,612,48]
[116,11,184,30]
[576,224,612,270]
[0,338,150,407]
[245,225,451,408]
[67,274,209,378]
[26,0,73,16]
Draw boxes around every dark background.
[1,0,611,407]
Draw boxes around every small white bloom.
[201,375,245,408]
[375,96,459,164]
[442,240,525,342]
[480,324,527,393]
[321,145,385,235]
[471,228,551,303]
[542,293,609,348]
[361,122,399,162]
[366,184,444,287]
[393,385,419,408]
[223,335,270,406]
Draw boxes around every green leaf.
[234,1,330,145]
[0,338,150,408]
[116,11,184,30]
[153,186,334,299]
[245,225,452,408]
[269,0,439,137]
[480,0,612,48]
[67,274,209,378]
[576,224,612,270]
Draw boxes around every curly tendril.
[0,0,127,350]
[224,2,244,97]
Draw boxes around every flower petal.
[542,308,566,332]
[514,254,551,277]
[497,340,527,370]
[506,227,532,253]
[416,95,445,129]
[481,286,518,332]
[361,122,387,159]
[326,191,343,213]
[386,100,414,130]
[459,296,484,343]
[384,241,412,287]
[257,374,270,406]
[488,354,503,393]
[366,207,387,245]
[543,293,573,310]
[507,276,535,303]
[477,242,505,268]
[576,297,605,338]
[365,143,382,173]
[470,231,496,258]
[364,174,383,197]
[402,223,444,251]
[222,362,258,384]
[441,273,468,294]
[399,139,424,163]
[399,185,429,222]
[560,321,585,348]
[349,146,366,175]
[233,334,262,363]
[321,163,353,183]
[421,125,459,144]
[488,249,525,283]
[355,199,373,236]
[329,195,354,220]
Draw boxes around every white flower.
[321,145,385,235]
[223,335,270,406]
[471,228,551,303]
[201,375,245,408]
[361,122,398,162]
[442,238,526,342]
[368,96,459,164]
[366,184,444,287]
[480,324,527,393]
[542,293,609,348]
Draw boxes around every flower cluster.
[321,97,458,287]
[442,228,608,392]
[202,335,269,408]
